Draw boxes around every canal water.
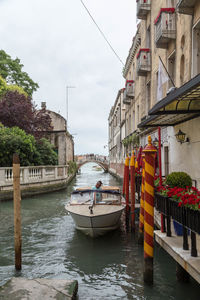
[0,163,200,299]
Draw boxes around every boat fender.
[89,205,93,214]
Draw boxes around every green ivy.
[122,133,139,147]
[68,161,77,175]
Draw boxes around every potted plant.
[164,172,192,235]
[155,171,200,235]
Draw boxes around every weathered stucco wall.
[108,0,200,186]
[48,110,74,165]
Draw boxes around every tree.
[0,50,39,96]
[0,75,7,98]
[0,74,28,98]
[0,125,37,167]
[0,125,58,167]
[35,138,58,166]
[0,90,53,138]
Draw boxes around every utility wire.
[79,0,125,66]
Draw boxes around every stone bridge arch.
[77,160,108,172]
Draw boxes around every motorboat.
[65,186,125,238]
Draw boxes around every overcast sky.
[0,0,137,155]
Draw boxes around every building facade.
[108,0,200,187]
[108,89,126,177]
[41,102,74,165]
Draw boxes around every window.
[146,26,151,49]
[168,52,176,89]
[146,81,151,113]
[155,71,158,102]
[132,110,135,132]
[128,114,131,135]
[164,146,169,176]
[192,21,200,77]
[180,55,185,85]
[137,104,140,124]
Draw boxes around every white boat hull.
[65,204,125,238]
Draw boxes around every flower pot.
[173,220,183,236]
[169,199,182,223]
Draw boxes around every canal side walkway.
[0,278,78,300]
[155,230,200,284]
[154,210,200,284]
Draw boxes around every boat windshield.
[71,191,92,204]
[70,190,121,205]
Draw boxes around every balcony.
[136,48,151,76]
[177,0,197,15]
[123,81,135,105]
[155,8,176,49]
[136,0,151,20]
[123,90,130,105]
[126,80,135,98]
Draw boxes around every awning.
[138,73,200,128]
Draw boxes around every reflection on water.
[0,163,200,299]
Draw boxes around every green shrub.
[34,138,58,166]
[165,172,192,188]
[0,125,37,166]
[0,125,58,166]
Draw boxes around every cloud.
[0,0,136,155]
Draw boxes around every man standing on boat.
[92,181,103,203]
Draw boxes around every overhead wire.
[79,0,125,66]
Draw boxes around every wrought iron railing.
[137,49,151,75]
[155,192,199,257]
[155,11,176,45]
[137,0,151,19]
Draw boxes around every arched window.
[180,54,185,85]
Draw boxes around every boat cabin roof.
[76,186,120,191]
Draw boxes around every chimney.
[41,102,46,109]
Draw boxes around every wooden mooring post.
[143,136,157,285]
[13,153,22,270]
[138,155,145,244]
[124,155,130,231]
[130,151,135,232]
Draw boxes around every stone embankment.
[0,278,78,299]
[0,165,75,201]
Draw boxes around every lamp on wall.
[175,129,189,144]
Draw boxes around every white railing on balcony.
[126,80,135,98]
[123,89,131,105]
[155,9,176,46]
[0,165,68,187]
[137,0,151,19]
[137,49,151,75]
